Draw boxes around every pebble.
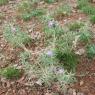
[77,92,84,95]
[80,81,84,86]
[68,88,73,95]
[73,89,77,95]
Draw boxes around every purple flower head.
[58,68,64,74]
[46,50,54,57]
[48,20,56,28]
[56,67,65,74]
[11,26,16,33]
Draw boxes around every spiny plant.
[20,51,31,65]
[53,3,72,19]
[3,24,32,47]
[86,44,95,59]
[39,66,55,86]
[79,31,92,43]
[79,23,92,43]
[44,20,64,38]
[17,0,32,21]
[81,5,95,15]
[37,64,76,87]
[77,0,89,9]
[68,21,84,31]
[17,0,45,21]
[0,0,8,6]
[56,31,78,51]
[17,0,32,13]
[55,32,78,72]
[55,50,78,72]
[19,48,76,87]
[56,71,76,91]
[39,50,56,66]
[0,67,21,79]
[21,9,45,21]
[77,0,95,15]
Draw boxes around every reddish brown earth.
[0,0,95,95]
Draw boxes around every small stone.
[75,48,85,55]
[45,93,52,95]
[73,89,77,95]
[68,88,73,95]
[77,92,84,95]
[36,79,42,86]
[80,81,84,86]
[79,17,82,20]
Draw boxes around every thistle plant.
[77,0,89,9]
[3,24,32,47]
[81,5,95,15]
[20,51,31,65]
[68,21,84,31]
[79,31,92,43]
[53,3,72,19]
[77,0,95,15]
[79,23,92,43]
[44,20,64,38]
[86,44,95,59]
[17,0,32,14]
[17,0,45,21]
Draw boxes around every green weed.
[77,0,95,15]
[55,32,78,71]
[0,0,8,6]
[0,67,21,79]
[77,0,89,9]
[81,5,95,15]
[17,1,45,21]
[54,3,72,18]
[44,0,56,3]
[86,44,95,59]
[79,31,92,43]
[79,24,92,43]
[68,22,84,31]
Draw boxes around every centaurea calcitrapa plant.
[86,44,95,59]
[17,0,45,21]
[3,23,32,48]
[68,21,84,31]
[43,16,79,72]
[77,0,95,16]
[53,2,72,20]
[79,22,93,44]
[18,29,76,90]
